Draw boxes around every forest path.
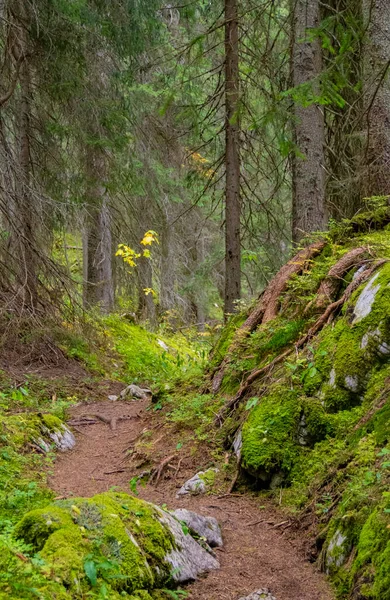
[51,398,333,600]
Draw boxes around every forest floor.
[51,392,334,600]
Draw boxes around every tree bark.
[83,145,114,313]
[291,0,327,242]
[361,0,390,197]
[224,0,241,315]
[17,5,37,309]
[160,199,176,315]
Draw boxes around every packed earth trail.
[51,394,334,600]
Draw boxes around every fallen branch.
[103,468,127,475]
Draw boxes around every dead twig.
[149,454,177,488]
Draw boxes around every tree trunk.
[361,0,390,197]
[224,0,241,315]
[291,0,327,242]
[160,200,176,314]
[17,18,37,309]
[83,145,114,313]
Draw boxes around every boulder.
[172,508,223,548]
[14,492,219,596]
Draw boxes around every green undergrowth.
[209,206,390,598]
[56,314,210,389]
[0,377,80,531]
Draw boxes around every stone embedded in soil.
[120,383,152,400]
[49,425,76,451]
[36,422,76,453]
[176,468,218,497]
[108,394,119,401]
[238,589,277,600]
[172,508,223,548]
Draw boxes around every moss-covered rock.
[13,492,219,598]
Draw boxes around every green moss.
[209,311,247,369]
[14,492,176,597]
[198,468,217,487]
[14,506,73,551]
[241,387,301,478]
[41,526,90,585]
[41,414,63,432]
[350,508,390,599]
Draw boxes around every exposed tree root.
[69,414,139,431]
[211,240,326,393]
[353,385,390,431]
[216,259,387,423]
[227,458,241,493]
[149,453,176,487]
[314,246,368,309]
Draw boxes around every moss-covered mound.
[3,491,215,599]
[211,206,390,598]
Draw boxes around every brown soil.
[51,398,334,600]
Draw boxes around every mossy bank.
[211,206,390,599]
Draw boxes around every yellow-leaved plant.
[116,231,159,295]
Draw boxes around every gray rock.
[172,508,223,548]
[325,529,350,573]
[238,589,277,600]
[353,265,368,280]
[157,508,219,582]
[233,429,242,459]
[297,412,308,446]
[157,338,169,352]
[345,375,359,392]
[360,327,390,355]
[176,469,218,497]
[352,272,381,323]
[36,424,76,453]
[379,341,390,355]
[49,425,76,451]
[329,368,336,388]
[120,384,152,400]
[269,472,284,490]
[108,394,119,401]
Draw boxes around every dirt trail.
[51,399,333,600]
